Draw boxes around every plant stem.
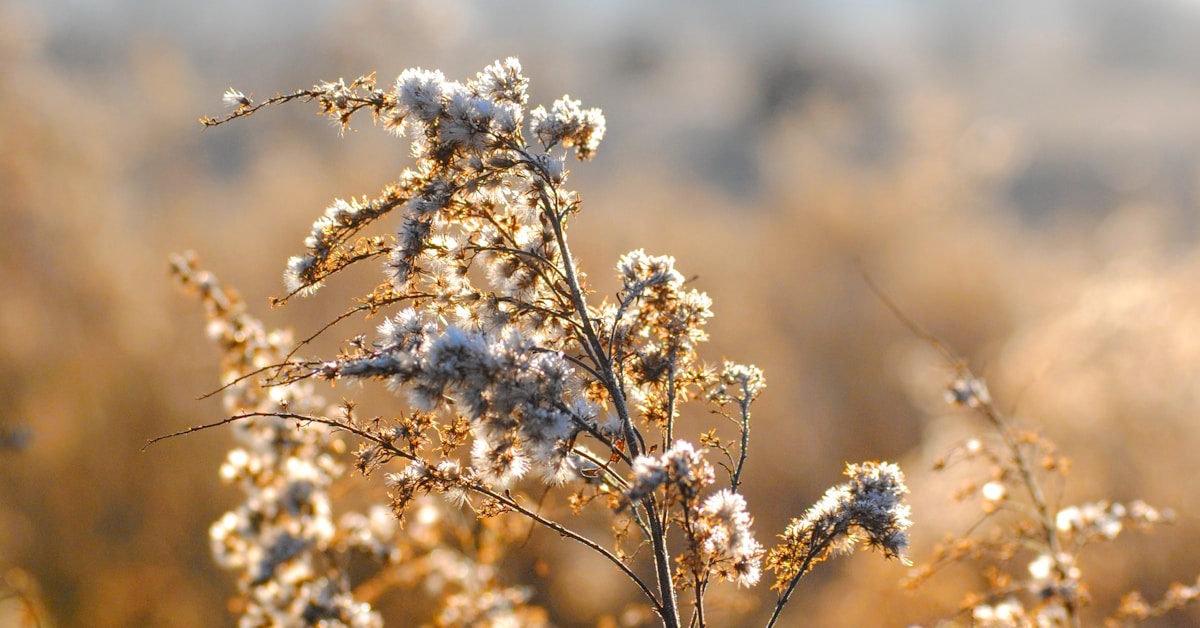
[646,498,681,628]
[529,160,678,627]
[730,382,752,492]
[978,402,1080,628]
[765,534,832,628]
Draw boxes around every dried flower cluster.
[174,58,914,627]
[764,461,912,626]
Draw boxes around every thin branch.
[765,534,835,628]
[201,77,389,128]
[477,487,665,618]
[144,413,261,450]
[281,304,375,365]
[730,382,752,492]
[859,265,963,369]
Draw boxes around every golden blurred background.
[4,0,1200,625]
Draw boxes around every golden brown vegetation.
[4,2,1200,626]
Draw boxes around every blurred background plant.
[5,0,1200,625]
[875,292,1192,626]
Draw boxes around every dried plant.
[163,58,914,627]
[867,280,1198,627]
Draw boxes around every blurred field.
[4,0,1200,625]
